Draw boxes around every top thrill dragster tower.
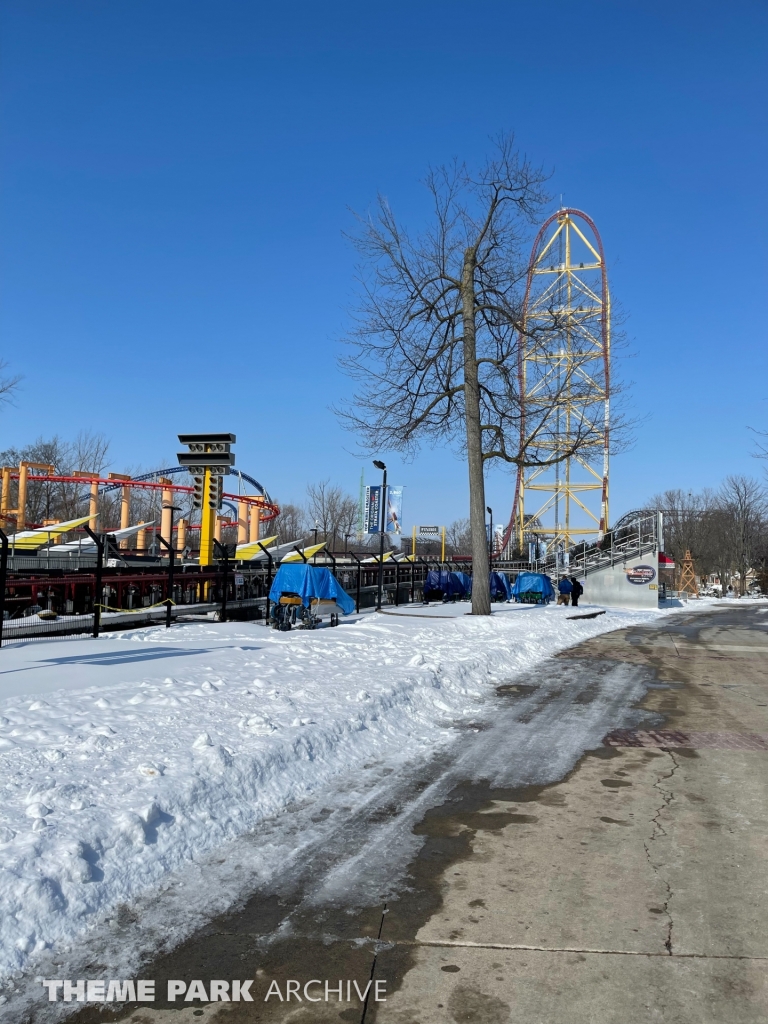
[504,208,611,556]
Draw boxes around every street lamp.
[486,506,493,567]
[373,460,387,609]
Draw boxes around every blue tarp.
[269,564,356,615]
[489,571,513,601]
[511,571,555,602]
[424,570,468,599]
[454,572,473,596]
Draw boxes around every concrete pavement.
[374,604,768,1023]
[64,604,768,1024]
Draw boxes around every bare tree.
[306,480,359,549]
[716,475,767,595]
[647,488,714,566]
[0,360,21,408]
[445,517,472,556]
[337,495,359,550]
[272,502,306,546]
[0,431,111,528]
[338,134,616,613]
[648,481,767,595]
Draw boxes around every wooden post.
[137,521,146,552]
[214,516,223,543]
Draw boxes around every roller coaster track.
[7,468,279,524]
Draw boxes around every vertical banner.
[365,485,382,534]
[386,485,403,534]
[493,524,503,554]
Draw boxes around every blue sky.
[1,1,766,531]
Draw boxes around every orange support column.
[137,521,147,552]
[109,473,132,548]
[72,471,99,527]
[160,478,173,552]
[16,463,29,532]
[19,461,55,531]
[238,501,249,545]
[0,467,11,527]
[177,518,187,556]
[249,504,260,543]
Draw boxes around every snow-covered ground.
[0,600,682,984]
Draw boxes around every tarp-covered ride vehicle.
[269,564,355,630]
[511,571,555,605]
[423,570,471,603]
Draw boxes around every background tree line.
[647,475,768,595]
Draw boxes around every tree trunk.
[462,248,491,615]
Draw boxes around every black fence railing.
[0,549,466,644]
[4,540,592,645]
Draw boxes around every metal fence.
[0,537,457,645]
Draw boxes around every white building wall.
[579,551,659,611]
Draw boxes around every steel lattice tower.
[506,208,611,556]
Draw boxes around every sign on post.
[415,525,446,561]
[364,485,382,534]
[386,486,403,534]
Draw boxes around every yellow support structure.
[198,468,216,566]
[514,208,611,553]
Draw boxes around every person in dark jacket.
[557,578,572,606]
[570,576,583,607]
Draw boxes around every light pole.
[373,460,387,609]
[487,506,493,568]
[160,504,181,629]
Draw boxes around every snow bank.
[0,602,669,979]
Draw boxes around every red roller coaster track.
[2,472,280,530]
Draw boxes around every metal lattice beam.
[503,208,611,557]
